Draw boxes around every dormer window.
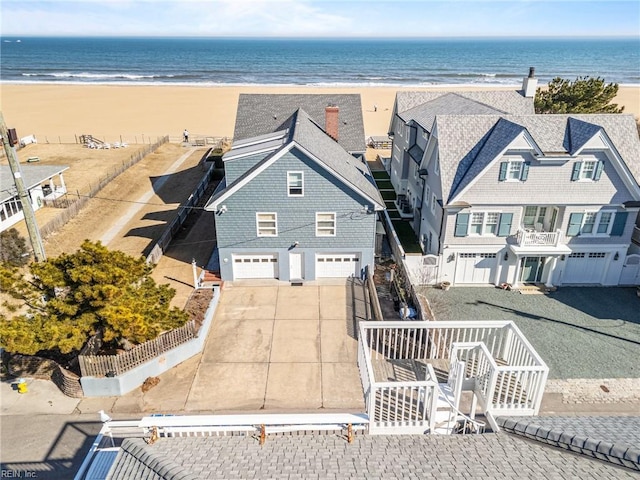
[571,160,604,181]
[287,171,304,196]
[499,160,529,182]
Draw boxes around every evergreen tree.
[0,241,188,355]
[0,228,29,267]
[535,76,623,114]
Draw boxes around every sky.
[1,0,639,38]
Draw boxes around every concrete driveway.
[185,280,367,412]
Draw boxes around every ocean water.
[1,37,638,86]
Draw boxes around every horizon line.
[1,34,638,40]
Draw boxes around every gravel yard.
[427,286,640,379]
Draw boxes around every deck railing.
[515,229,562,247]
[358,321,548,429]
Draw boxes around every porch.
[357,321,549,435]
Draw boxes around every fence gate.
[619,254,640,285]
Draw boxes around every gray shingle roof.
[434,114,640,203]
[395,90,535,117]
[234,94,366,153]
[400,92,511,131]
[1,164,68,203]
[104,432,639,478]
[206,108,383,210]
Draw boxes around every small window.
[597,212,612,234]
[485,212,499,235]
[507,161,523,180]
[287,171,303,196]
[316,212,336,237]
[470,213,484,235]
[580,161,597,180]
[468,211,501,236]
[256,212,277,237]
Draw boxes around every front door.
[521,256,545,283]
[289,252,303,280]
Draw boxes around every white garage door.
[454,253,496,284]
[233,254,278,279]
[562,252,607,284]
[316,254,360,278]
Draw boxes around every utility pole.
[0,112,46,262]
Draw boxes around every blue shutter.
[497,213,513,237]
[610,212,628,236]
[498,162,508,181]
[567,213,584,236]
[571,162,582,181]
[593,161,604,181]
[520,163,530,181]
[454,213,469,237]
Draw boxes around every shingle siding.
[224,152,273,184]
[216,148,376,252]
[462,152,635,206]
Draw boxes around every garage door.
[316,254,360,278]
[454,253,496,284]
[562,252,607,284]
[233,254,278,279]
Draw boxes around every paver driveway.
[428,286,640,379]
[185,280,368,412]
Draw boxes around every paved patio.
[427,286,640,379]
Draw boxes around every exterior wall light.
[614,252,619,261]
[504,252,509,261]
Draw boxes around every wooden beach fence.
[78,319,198,378]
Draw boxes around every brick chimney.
[521,66,538,98]
[325,105,339,141]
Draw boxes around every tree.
[535,76,624,114]
[0,241,188,356]
[0,228,29,267]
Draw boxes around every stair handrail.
[425,364,486,435]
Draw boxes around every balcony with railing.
[510,229,571,255]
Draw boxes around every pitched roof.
[400,92,510,131]
[1,164,68,203]
[206,108,384,210]
[234,94,366,153]
[395,90,535,118]
[434,114,640,203]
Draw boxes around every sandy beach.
[1,84,639,143]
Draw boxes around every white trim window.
[316,212,336,237]
[582,211,615,235]
[579,161,597,180]
[256,212,277,237]
[470,212,500,235]
[523,206,547,229]
[507,161,524,180]
[287,171,304,196]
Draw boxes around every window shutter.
[567,213,584,236]
[454,213,469,237]
[593,161,604,181]
[520,163,530,181]
[497,213,513,237]
[571,161,582,181]
[498,162,508,181]
[610,212,628,236]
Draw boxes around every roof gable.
[206,109,383,211]
[434,113,640,205]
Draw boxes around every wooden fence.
[78,319,197,378]
[40,136,169,239]
[146,153,215,264]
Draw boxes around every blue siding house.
[205,104,384,281]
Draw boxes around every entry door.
[521,257,545,283]
[289,252,303,280]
